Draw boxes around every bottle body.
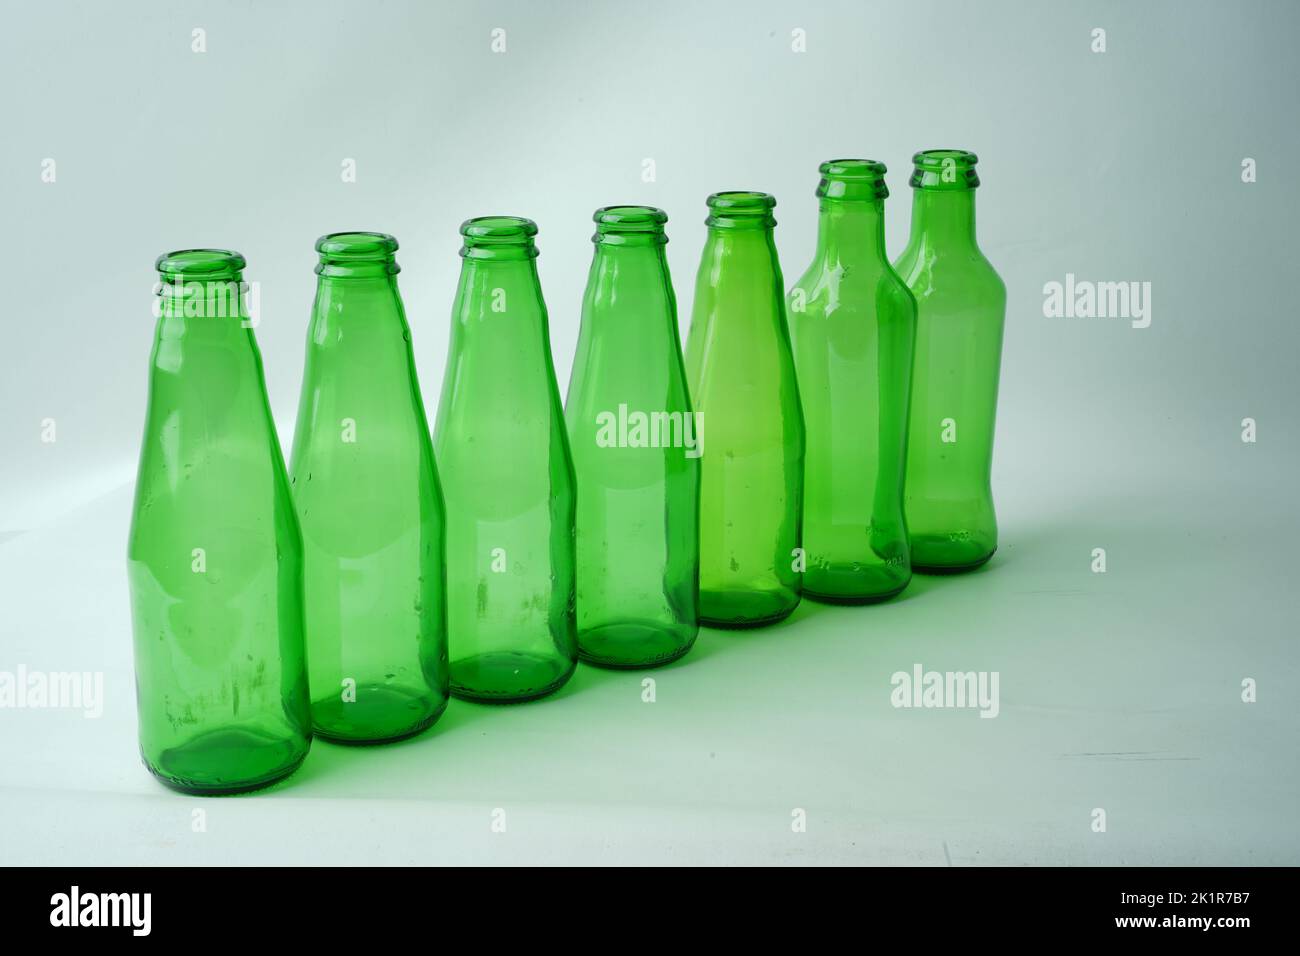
[788,161,916,603]
[289,233,449,743]
[128,250,311,794]
[894,150,1006,571]
[433,217,577,701]
[565,207,699,667]
[685,192,804,627]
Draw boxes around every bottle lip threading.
[315,231,400,277]
[593,205,668,246]
[706,191,777,229]
[154,249,249,318]
[155,248,245,280]
[817,159,889,201]
[910,149,981,190]
[460,216,539,260]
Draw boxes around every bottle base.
[145,726,309,796]
[913,549,996,575]
[311,685,448,745]
[803,583,909,606]
[910,533,996,574]
[802,563,910,605]
[578,619,697,669]
[451,651,576,704]
[699,589,800,630]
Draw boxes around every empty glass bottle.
[685,192,804,627]
[128,249,311,794]
[289,232,449,743]
[565,206,699,667]
[894,150,1006,572]
[433,217,577,701]
[789,160,916,603]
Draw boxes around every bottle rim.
[315,231,398,259]
[706,191,777,229]
[707,191,776,212]
[820,158,887,178]
[910,149,981,190]
[594,205,668,230]
[817,158,889,201]
[592,205,668,246]
[459,216,539,259]
[155,248,245,279]
[914,148,978,167]
[460,216,538,242]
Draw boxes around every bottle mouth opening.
[707,191,776,213]
[915,148,978,166]
[315,232,400,277]
[817,159,889,200]
[155,248,245,279]
[460,216,538,243]
[820,158,887,178]
[316,231,398,260]
[594,205,667,230]
[593,205,668,245]
[460,216,539,259]
[911,149,980,190]
[706,191,776,228]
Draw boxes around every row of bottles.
[127,150,1005,794]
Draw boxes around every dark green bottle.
[684,192,804,627]
[788,160,916,603]
[894,150,1006,572]
[433,217,578,702]
[565,206,699,668]
[128,249,311,794]
[289,232,449,743]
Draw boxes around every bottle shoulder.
[787,258,916,316]
[894,242,1005,302]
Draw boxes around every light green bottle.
[433,217,578,702]
[788,160,916,603]
[685,192,804,627]
[565,206,699,668]
[894,150,1006,572]
[289,232,449,743]
[128,249,311,794]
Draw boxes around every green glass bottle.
[289,233,449,743]
[128,249,311,794]
[565,206,699,668]
[788,160,916,603]
[685,192,804,627]
[433,217,577,701]
[894,150,1006,572]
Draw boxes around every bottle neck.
[306,233,407,348]
[700,228,779,302]
[155,276,256,339]
[451,219,549,354]
[453,257,548,331]
[813,198,887,263]
[150,277,264,391]
[695,224,786,338]
[445,256,559,412]
[584,243,676,340]
[590,240,670,279]
[706,221,776,248]
[908,189,978,249]
[312,274,403,324]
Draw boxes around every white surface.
[1,465,1295,865]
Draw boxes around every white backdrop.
[0,0,1296,865]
